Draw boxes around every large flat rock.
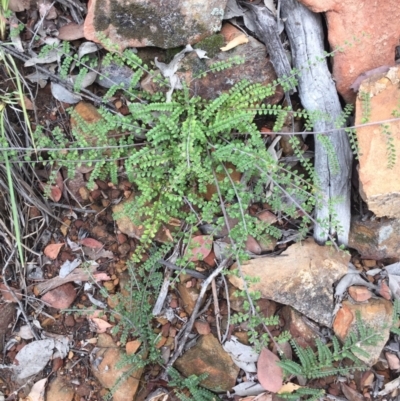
[228,238,349,327]
[84,0,228,50]
[355,67,400,218]
[349,217,400,259]
[175,334,239,392]
[298,0,400,103]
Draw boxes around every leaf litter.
[0,0,399,399]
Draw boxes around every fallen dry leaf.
[126,340,142,355]
[233,382,266,397]
[50,185,62,202]
[220,34,249,51]
[83,246,113,260]
[245,235,262,254]
[278,383,302,394]
[26,377,47,401]
[14,339,54,380]
[89,317,113,333]
[43,243,64,259]
[223,336,258,374]
[57,23,84,40]
[340,383,364,401]
[59,258,81,278]
[80,237,104,249]
[257,348,283,393]
[19,96,34,110]
[35,267,110,295]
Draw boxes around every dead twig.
[211,278,221,342]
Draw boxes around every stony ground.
[1,0,400,401]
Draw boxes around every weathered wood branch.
[241,1,295,92]
[281,0,352,245]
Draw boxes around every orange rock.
[333,299,393,365]
[175,334,239,392]
[362,260,376,268]
[229,238,349,327]
[41,283,76,309]
[91,334,143,401]
[126,340,141,355]
[379,281,392,300]
[355,67,400,218]
[298,0,400,103]
[348,286,372,302]
[194,320,211,335]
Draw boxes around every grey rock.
[84,0,228,50]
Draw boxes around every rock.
[177,23,283,103]
[84,0,228,50]
[112,195,178,243]
[228,238,349,327]
[385,352,400,370]
[96,61,136,89]
[348,286,372,302]
[280,306,318,349]
[194,320,211,335]
[333,299,393,365]
[41,283,76,309]
[349,217,400,259]
[355,67,400,217]
[91,334,143,401]
[57,22,84,41]
[257,234,278,252]
[298,0,400,103]
[70,102,105,147]
[227,284,277,317]
[175,333,239,392]
[46,376,75,401]
[177,282,199,315]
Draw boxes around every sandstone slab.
[228,238,350,327]
[333,299,393,366]
[175,333,239,392]
[91,334,143,401]
[84,0,228,50]
[46,376,75,401]
[349,217,400,259]
[298,0,400,103]
[355,67,400,218]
